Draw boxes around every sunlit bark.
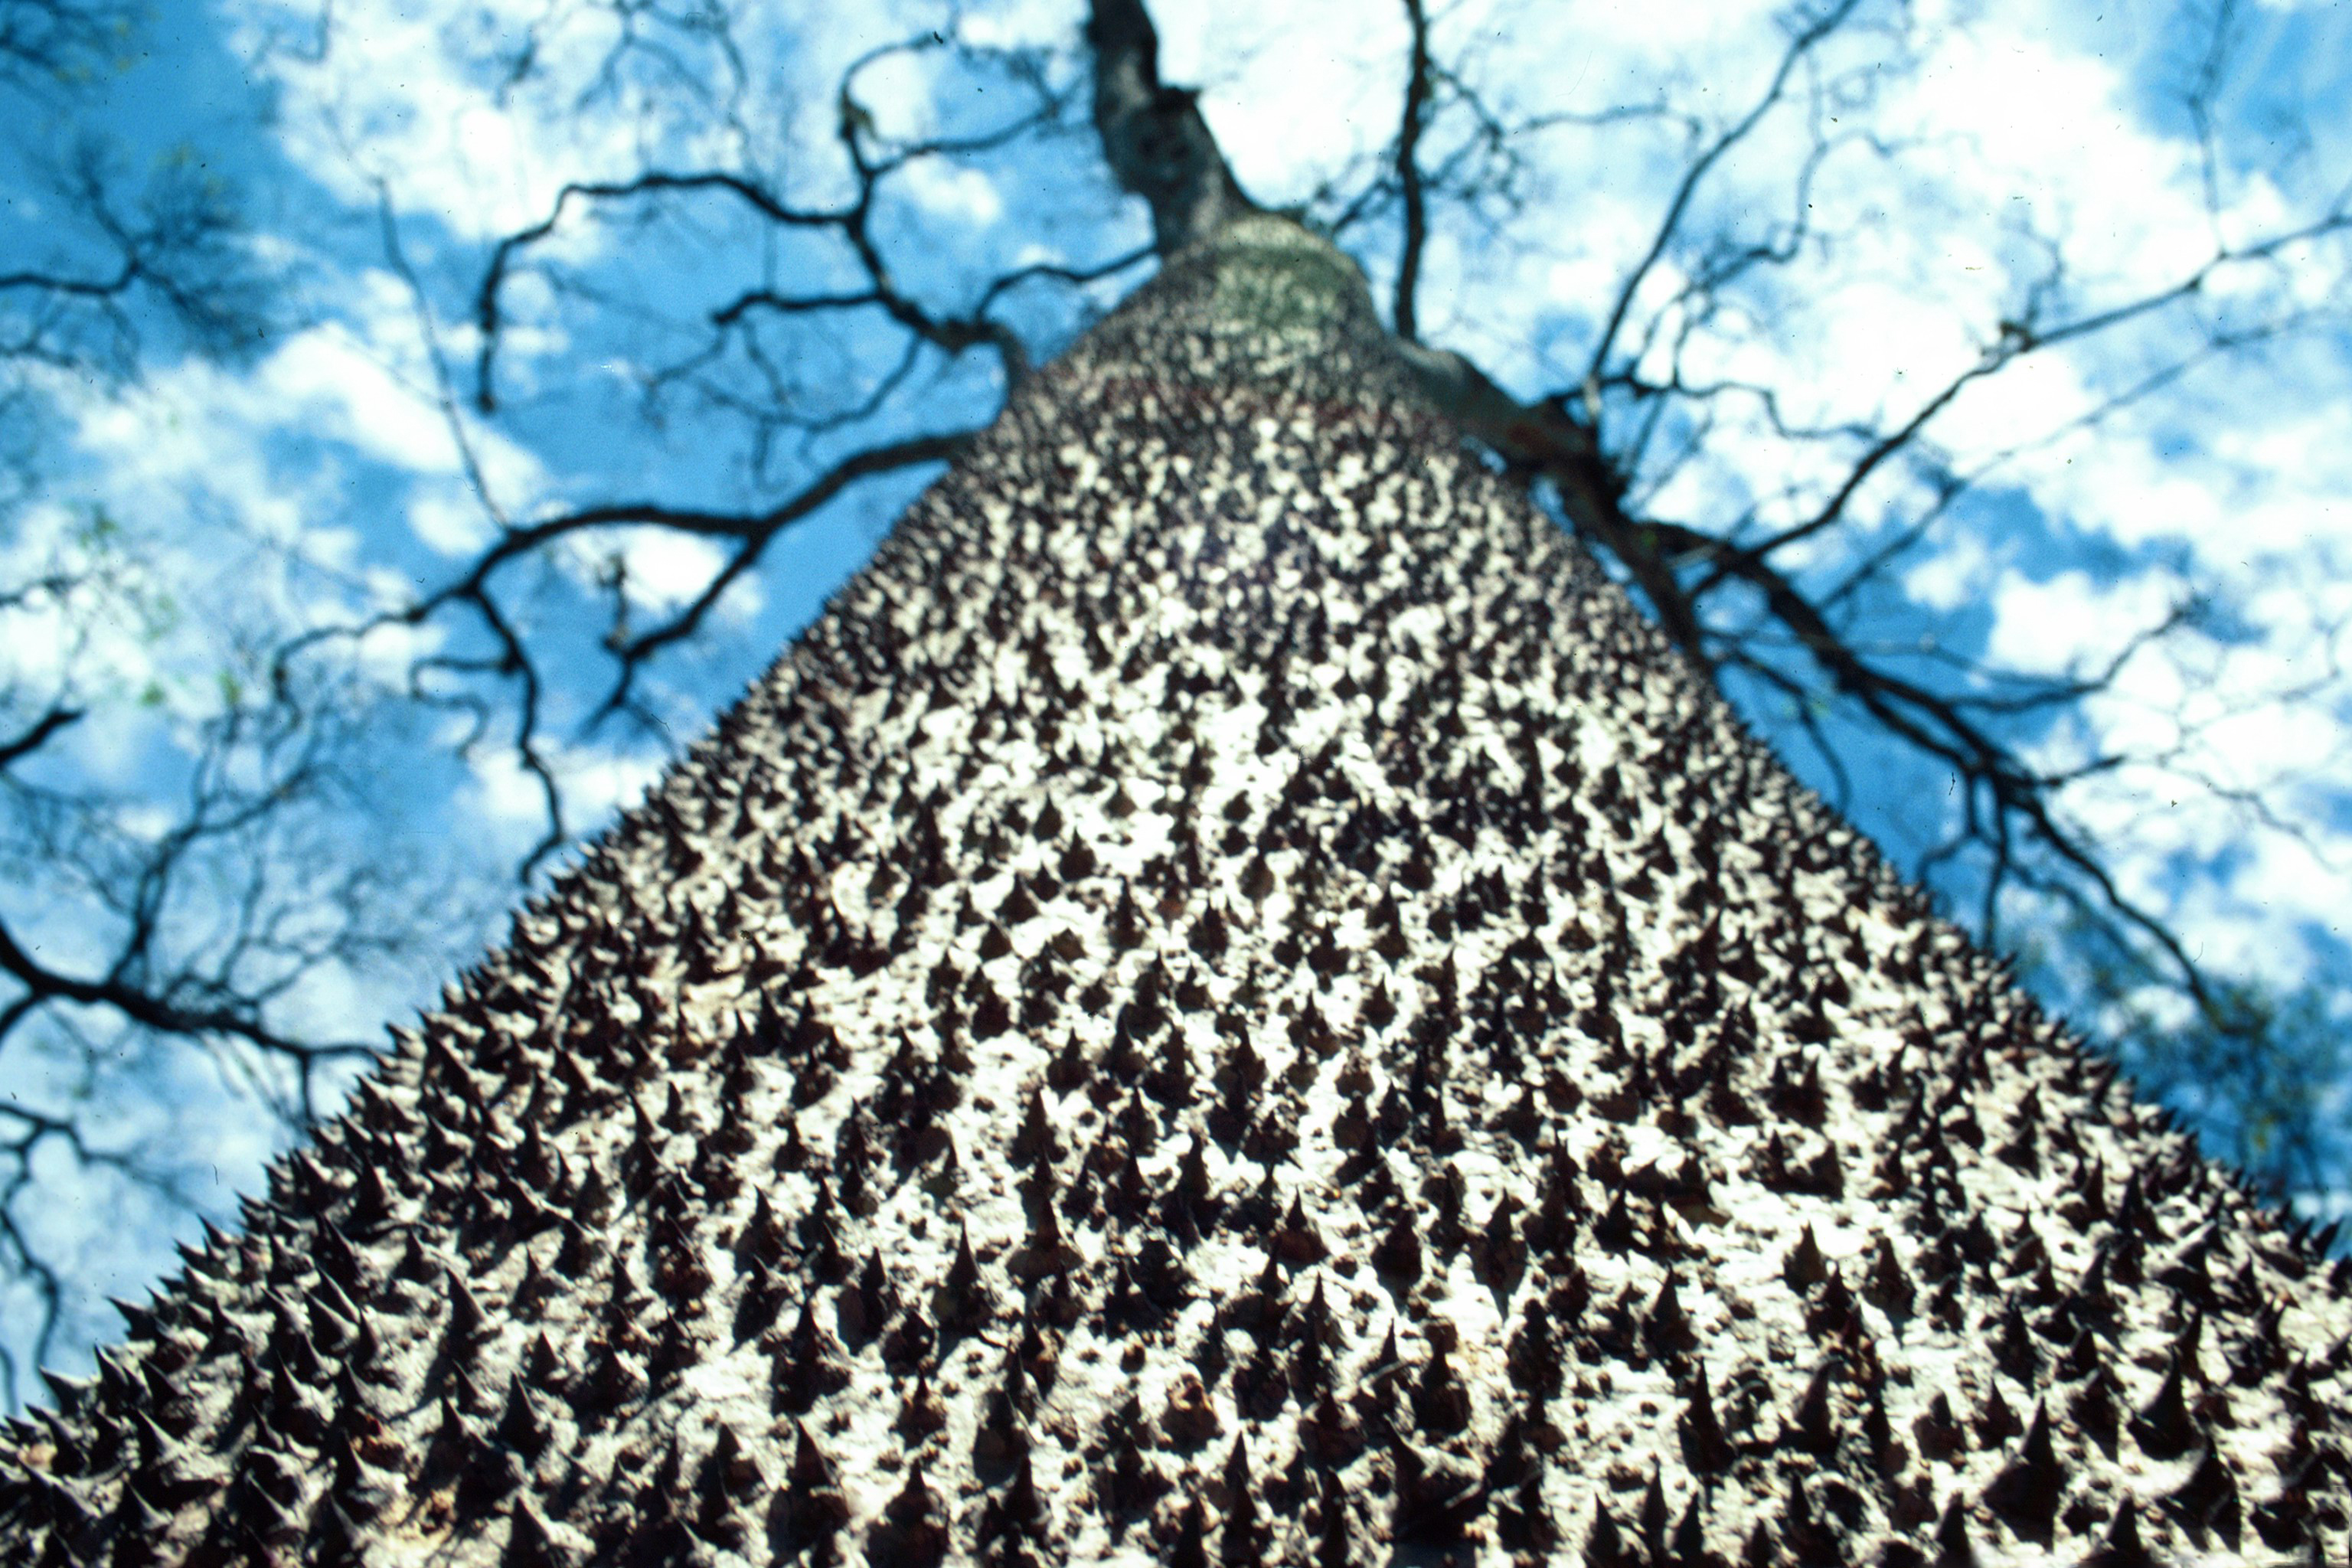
[3,209,2345,1568]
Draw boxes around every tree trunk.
[6,212,2347,1568]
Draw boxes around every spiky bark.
[6,213,2348,1568]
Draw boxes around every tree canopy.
[0,0,2348,1403]
[8,193,2350,1568]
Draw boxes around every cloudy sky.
[1,0,2347,1390]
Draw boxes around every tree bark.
[5,212,2347,1568]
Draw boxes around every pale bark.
[3,212,2347,1568]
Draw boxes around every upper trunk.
[5,214,2347,1568]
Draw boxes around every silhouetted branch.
[1583,0,1864,387]
[1321,0,2352,1200]
[1393,0,1432,342]
[0,139,272,380]
[1086,0,1256,253]
[0,0,142,98]
[0,707,78,770]
[474,171,844,413]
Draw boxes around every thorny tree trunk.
[5,213,2350,1568]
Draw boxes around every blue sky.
[2,0,2349,1392]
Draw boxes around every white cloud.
[266,331,463,475]
[544,525,760,622]
[1903,527,1996,612]
[898,158,1004,227]
[407,487,497,557]
[74,316,542,511]
[610,527,727,613]
[354,617,450,690]
[463,737,665,839]
[224,0,658,240]
[1986,568,2178,678]
[956,1,1070,50]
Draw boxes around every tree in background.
[0,0,2347,1403]
[4,2,2352,1553]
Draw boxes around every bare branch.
[584,429,982,721]
[0,916,371,1066]
[1393,0,1432,342]
[0,0,143,100]
[0,705,80,770]
[375,185,511,529]
[411,428,979,625]
[1086,0,1256,253]
[1749,207,2352,562]
[474,171,845,412]
[1584,0,1864,387]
